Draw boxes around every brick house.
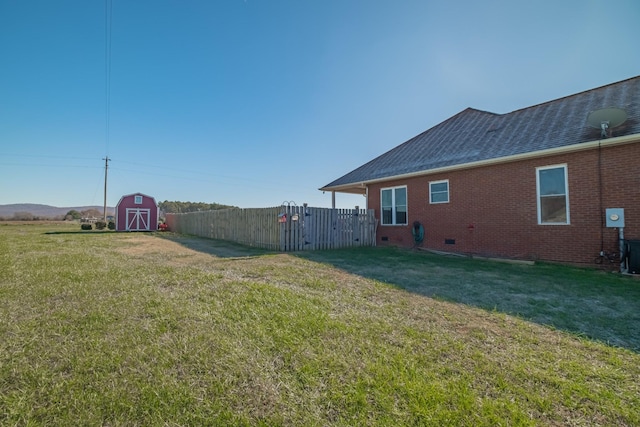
[321,76,640,267]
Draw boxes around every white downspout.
[365,186,369,209]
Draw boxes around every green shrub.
[81,223,92,230]
[95,221,107,230]
[108,221,115,230]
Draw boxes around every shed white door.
[126,208,151,231]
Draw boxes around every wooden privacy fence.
[165,205,377,251]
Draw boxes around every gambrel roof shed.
[115,192,159,232]
[321,76,640,195]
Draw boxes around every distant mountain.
[0,204,115,219]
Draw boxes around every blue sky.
[1,0,639,209]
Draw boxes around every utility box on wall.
[605,208,625,228]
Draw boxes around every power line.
[113,159,289,185]
[0,155,283,187]
[104,0,113,156]
[103,0,113,221]
[0,162,101,170]
[0,153,100,161]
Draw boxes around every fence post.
[353,206,360,246]
[279,208,286,251]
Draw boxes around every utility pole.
[103,157,111,221]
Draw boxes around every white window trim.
[429,179,450,204]
[380,186,408,226]
[134,195,143,204]
[536,164,570,225]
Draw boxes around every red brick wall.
[368,142,640,265]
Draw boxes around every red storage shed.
[115,192,159,231]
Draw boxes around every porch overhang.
[319,182,367,195]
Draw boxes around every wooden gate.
[278,205,377,251]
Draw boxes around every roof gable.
[322,76,640,191]
[116,192,157,207]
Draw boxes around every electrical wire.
[0,153,99,161]
[104,0,113,157]
[0,162,101,170]
[114,159,286,185]
[1,153,309,193]
[107,166,293,192]
[0,154,290,188]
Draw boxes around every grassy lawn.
[297,247,640,352]
[1,223,639,426]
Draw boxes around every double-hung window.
[381,186,407,225]
[536,165,569,224]
[429,180,449,204]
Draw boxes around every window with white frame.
[429,180,449,204]
[536,165,569,224]
[134,195,143,204]
[381,186,407,225]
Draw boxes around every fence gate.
[279,204,376,251]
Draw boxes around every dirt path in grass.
[116,232,268,266]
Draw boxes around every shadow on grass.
[154,232,273,259]
[296,246,640,353]
[44,230,114,235]
[154,233,640,352]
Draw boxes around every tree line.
[0,209,104,222]
[1,202,236,221]
[158,200,237,214]
[0,212,60,221]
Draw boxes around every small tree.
[65,210,82,220]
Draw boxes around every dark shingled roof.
[322,76,640,192]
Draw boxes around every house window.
[134,195,143,204]
[381,186,407,225]
[536,165,569,224]
[430,180,449,204]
